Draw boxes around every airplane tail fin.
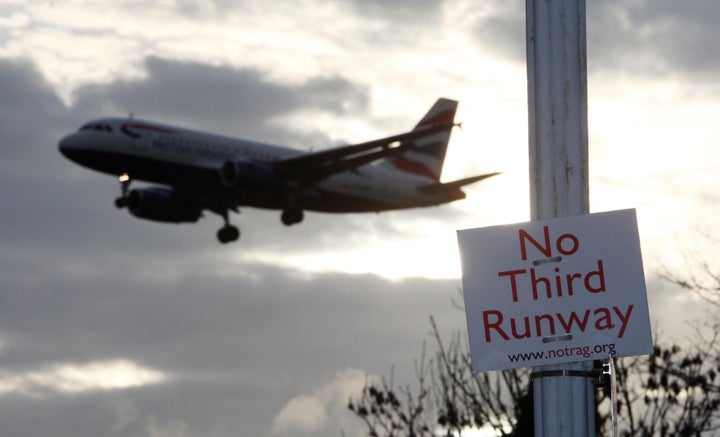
[381,98,458,181]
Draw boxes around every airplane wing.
[274,123,455,185]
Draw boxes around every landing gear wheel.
[217,225,240,244]
[281,208,304,226]
[115,197,128,208]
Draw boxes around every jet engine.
[126,187,202,223]
[219,160,286,191]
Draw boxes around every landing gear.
[115,173,131,208]
[217,208,240,244]
[281,207,304,226]
[217,225,240,244]
[280,189,304,226]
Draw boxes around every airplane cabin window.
[88,124,113,132]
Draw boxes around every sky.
[1,0,719,436]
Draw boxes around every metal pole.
[525,0,594,435]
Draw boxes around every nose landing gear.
[112,173,244,244]
[114,173,131,208]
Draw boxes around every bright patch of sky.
[0,360,168,398]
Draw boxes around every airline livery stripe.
[409,141,447,160]
[390,157,439,180]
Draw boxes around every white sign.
[457,209,653,373]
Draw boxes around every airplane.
[59,98,499,243]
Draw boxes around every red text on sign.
[498,260,606,303]
[481,304,634,342]
[519,226,579,261]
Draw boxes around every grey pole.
[525,0,595,435]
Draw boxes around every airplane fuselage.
[58,98,494,243]
[59,118,461,214]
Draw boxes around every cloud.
[587,1,720,85]
[25,54,470,277]
[0,255,465,436]
[0,58,68,162]
[340,0,441,22]
[461,0,720,93]
[0,63,468,428]
[273,395,328,433]
[72,56,369,144]
[0,360,168,398]
[0,55,374,251]
[0,2,718,435]
[272,368,372,435]
[471,2,525,63]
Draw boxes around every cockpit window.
[79,123,113,133]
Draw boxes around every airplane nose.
[58,135,73,157]
[58,133,83,162]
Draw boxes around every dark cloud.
[73,56,369,144]
[0,55,378,254]
[468,0,720,91]
[0,57,474,436]
[2,0,715,429]
[472,2,526,63]
[175,0,442,24]
[1,258,465,374]
[587,0,720,83]
[0,253,465,436]
[50,55,467,255]
[340,0,441,22]
[0,59,103,262]
[0,59,70,164]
